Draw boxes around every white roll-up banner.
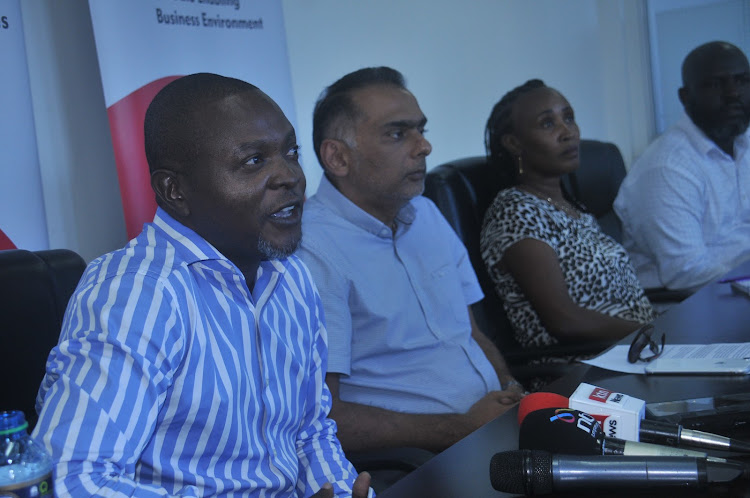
[0,0,49,250]
[88,0,297,239]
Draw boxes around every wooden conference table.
[379,262,750,498]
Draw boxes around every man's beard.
[257,235,301,260]
[705,117,750,143]
[691,103,750,144]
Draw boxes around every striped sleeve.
[32,258,194,497]
[289,259,372,498]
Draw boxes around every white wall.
[1,0,49,250]
[18,0,656,260]
[21,0,126,262]
[282,0,655,193]
[648,0,750,133]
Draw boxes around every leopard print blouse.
[480,187,654,349]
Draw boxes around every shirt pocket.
[423,263,470,338]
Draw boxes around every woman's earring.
[517,156,523,175]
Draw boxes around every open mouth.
[270,203,302,221]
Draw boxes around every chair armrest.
[644,286,693,303]
[501,340,616,364]
[500,340,616,386]
[345,447,436,473]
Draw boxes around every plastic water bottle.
[0,411,53,497]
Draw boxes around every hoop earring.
[517,156,523,175]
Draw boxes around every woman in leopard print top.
[480,79,654,353]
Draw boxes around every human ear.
[501,134,523,157]
[678,87,689,108]
[319,139,351,178]
[151,169,190,217]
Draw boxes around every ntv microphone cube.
[569,383,646,441]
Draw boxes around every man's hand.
[310,472,371,498]
[502,380,527,399]
[465,390,520,429]
[352,472,371,498]
[310,483,334,498]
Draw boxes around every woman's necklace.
[519,184,580,218]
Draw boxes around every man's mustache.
[721,97,749,113]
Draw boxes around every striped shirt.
[32,208,367,497]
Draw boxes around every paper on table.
[581,342,750,374]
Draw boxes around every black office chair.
[0,249,86,430]
[563,141,692,302]
[562,140,626,242]
[346,448,435,492]
[422,139,667,383]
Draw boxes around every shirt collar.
[150,207,288,277]
[736,126,750,155]
[314,175,416,239]
[677,114,750,159]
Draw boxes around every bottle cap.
[0,410,29,436]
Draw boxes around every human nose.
[413,133,432,158]
[723,77,741,98]
[559,121,578,142]
[269,157,305,190]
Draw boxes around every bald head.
[144,73,261,177]
[144,73,305,274]
[678,41,750,153]
[682,41,749,87]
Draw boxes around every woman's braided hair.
[485,79,546,189]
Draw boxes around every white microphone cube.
[569,383,646,441]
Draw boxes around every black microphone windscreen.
[489,449,553,494]
[519,407,604,455]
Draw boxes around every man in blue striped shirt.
[32,73,372,497]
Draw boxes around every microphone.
[489,449,745,495]
[519,407,719,459]
[569,383,645,440]
[519,389,750,453]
